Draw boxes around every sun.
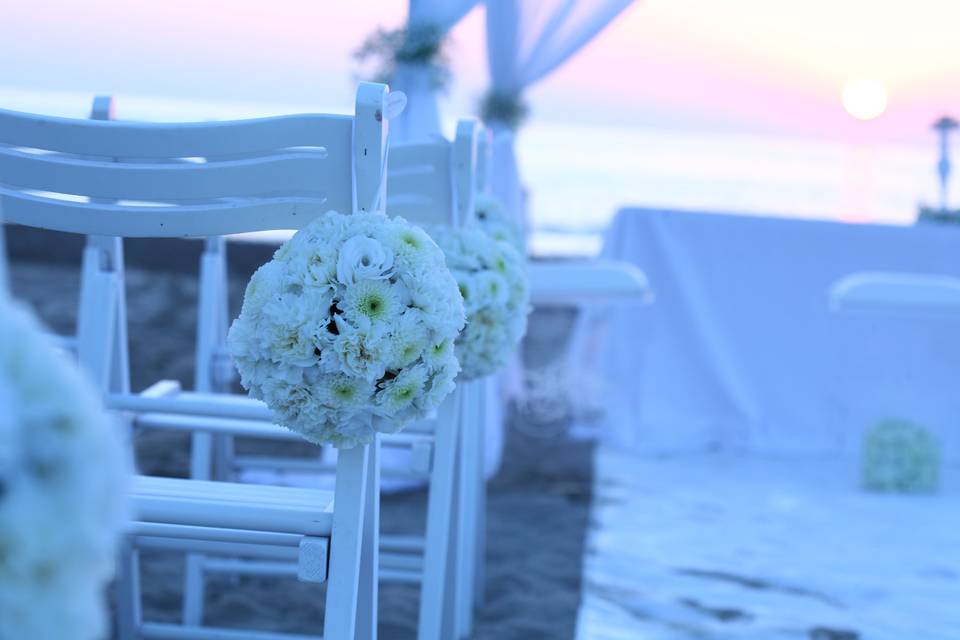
[842,79,888,121]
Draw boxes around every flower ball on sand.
[228,211,466,448]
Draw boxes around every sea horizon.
[1,86,946,256]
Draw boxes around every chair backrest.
[387,118,479,228]
[0,83,390,238]
[475,125,491,195]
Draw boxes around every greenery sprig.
[355,24,451,90]
[479,91,529,130]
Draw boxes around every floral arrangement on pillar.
[354,24,451,90]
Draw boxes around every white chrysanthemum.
[385,311,429,370]
[339,278,401,328]
[377,364,429,416]
[473,194,525,255]
[426,225,531,380]
[0,300,129,640]
[377,224,442,273]
[228,210,466,447]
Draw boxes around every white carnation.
[228,210,465,447]
[426,225,531,380]
[0,300,129,640]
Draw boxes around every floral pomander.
[0,300,129,640]
[228,211,466,448]
[426,225,530,380]
[473,194,526,255]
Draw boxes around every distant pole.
[90,95,115,121]
[933,116,958,212]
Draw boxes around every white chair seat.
[829,271,960,313]
[132,475,335,537]
[529,259,652,305]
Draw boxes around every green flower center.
[359,293,387,319]
[332,383,355,401]
[401,232,422,249]
[394,385,416,401]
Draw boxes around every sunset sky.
[3,0,960,143]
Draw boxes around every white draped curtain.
[484,0,635,223]
[389,0,479,143]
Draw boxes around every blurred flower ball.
[862,419,940,494]
[0,301,129,640]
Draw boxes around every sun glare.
[841,79,888,121]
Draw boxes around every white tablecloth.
[571,208,960,460]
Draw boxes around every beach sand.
[7,228,591,639]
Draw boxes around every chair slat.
[0,108,352,159]
[0,147,347,202]
[0,187,331,237]
[388,142,454,226]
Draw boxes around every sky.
[3,0,960,142]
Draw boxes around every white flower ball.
[0,300,129,640]
[473,194,526,255]
[426,225,531,380]
[228,211,466,448]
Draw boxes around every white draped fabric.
[389,0,479,142]
[484,0,634,221]
[570,208,960,461]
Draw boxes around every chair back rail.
[0,82,389,237]
[0,110,350,158]
[387,117,479,228]
[0,147,341,201]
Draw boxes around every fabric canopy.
[389,0,479,143]
[484,0,635,222]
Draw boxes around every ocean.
[1,88,944,256]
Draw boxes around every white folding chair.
[384,119,485,640]
[130,117,486,640]
[0,81,394,640]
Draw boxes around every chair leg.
[324,441,376,640]
[182,239,228,626]
[181,431,214,626]
[441,437,462,640]
[355,437,380,640]
[473,381,488,611]
[114,537,142,640]
[416,391,461,640]
[456,382,483,638]
[181,552,206,626]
